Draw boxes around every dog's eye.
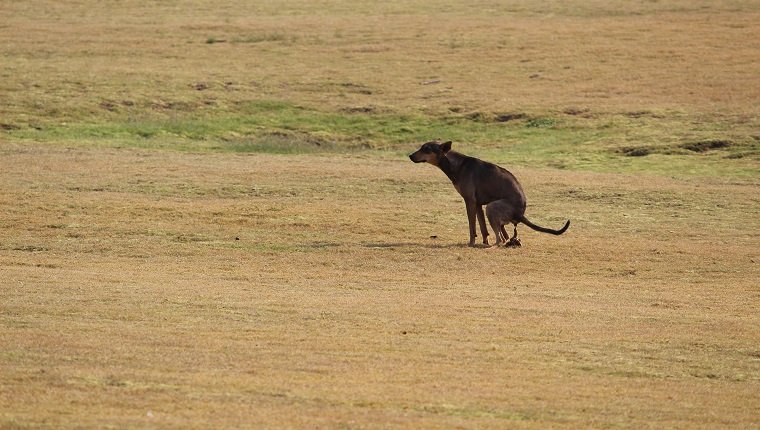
[422,147,432,153]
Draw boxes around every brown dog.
[409,140,569,246]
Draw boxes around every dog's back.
[456,154,527,210]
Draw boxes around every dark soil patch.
[680,139,732,153]
[620,146,651,157]
[339,82,373,95]
[625,110,652,118]
[495,113,528,122]
[342,106,376,114]
[0,123,19,131]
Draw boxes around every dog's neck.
[437,151,466,184]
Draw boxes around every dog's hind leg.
[487,208,505,246]
[487,220,500,245]
[499,225,510,245]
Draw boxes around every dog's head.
[409,140,452,166]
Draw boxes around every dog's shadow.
[361,242,481,250]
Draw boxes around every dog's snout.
[409,147,431,163]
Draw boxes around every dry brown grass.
[2,144,759,428]
[2,0,759,120]
[2,0,760,428]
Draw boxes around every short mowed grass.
[1,0,759,428]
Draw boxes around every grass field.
[2,1,759,428]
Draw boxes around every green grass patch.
[4,100,533,152]
[3,100,759,180]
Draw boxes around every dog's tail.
[519,216,570,235]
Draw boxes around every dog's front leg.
[465,200,478,247]
[476,205,489,245]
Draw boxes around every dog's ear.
[440,141,452,153]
